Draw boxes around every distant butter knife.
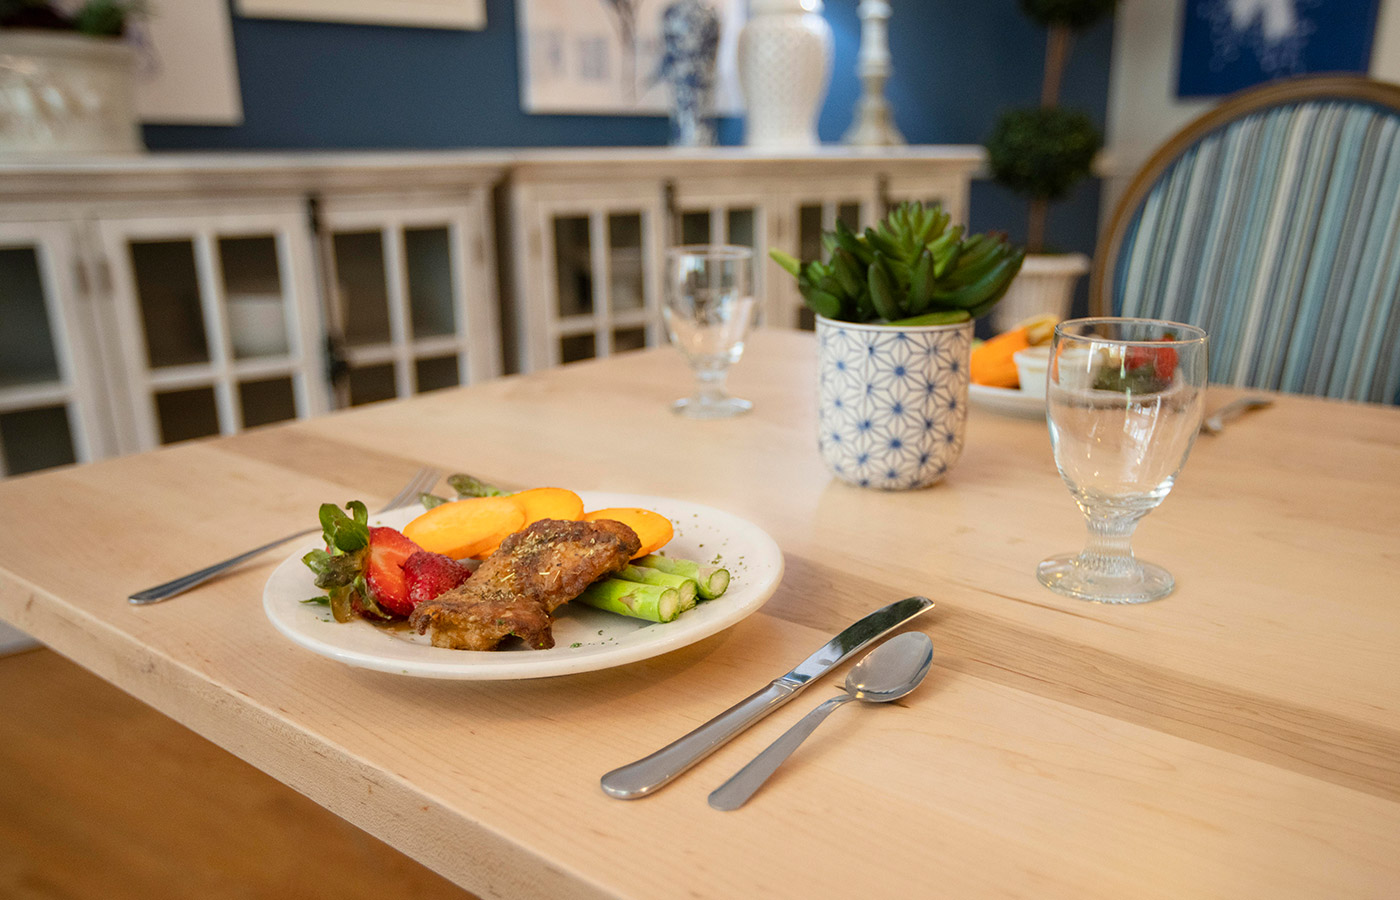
[1201,396,1273,435]
[599,595,935,799]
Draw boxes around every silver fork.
[128,466,441,605]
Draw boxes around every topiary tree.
[986,0,1117,253]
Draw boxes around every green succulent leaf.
[832,249,865,298]
[886,309,972,327]
[867,255,903,321]
[833,220,874,265]
[769,248,801,278]
[863,226,901,261]
[767,200,1024,325]
[807,288,843,320]
[906,250,937,316]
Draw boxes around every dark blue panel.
[146,0,1114,151]
[144,0,1114,274]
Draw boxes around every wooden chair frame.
[1090,74,1400,316]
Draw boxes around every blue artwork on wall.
[1177,0,1381,97]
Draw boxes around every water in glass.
[664,245,755,418]
[1038,318,1208,603]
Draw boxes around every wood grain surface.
[1,329,1398,899]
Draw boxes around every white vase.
[991,252,1090,333]
[0,31,143,156]
[737,0,833,150]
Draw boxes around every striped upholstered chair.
[1091,76,1400,404]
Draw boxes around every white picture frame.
[518,0,744,116]
[236,0,486,30]
[135,0,243,125]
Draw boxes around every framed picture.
[135,0,243,124]
[518,0,745,115]
[236,0,486,30]
[1177,0,1382,97]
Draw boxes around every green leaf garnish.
[318,501,370,554]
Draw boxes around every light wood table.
[2,330,1398,899]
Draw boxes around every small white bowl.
[1013,345,1050,396]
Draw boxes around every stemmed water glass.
[1037,318,1208,603]
[662,245,757,418]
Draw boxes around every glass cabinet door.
[517,196,663,371]
[98,211,328,453]
[319,198,500,406]
[0,222,104,476]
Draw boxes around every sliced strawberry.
[1125,336,1179,382]
[403,550,472,610]
[1125,345,1154,371]
[363,526,421,616]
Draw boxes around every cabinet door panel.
[319,196,500,401]
[0,246,63,386]
[0,221,106,476]
[97,209,327,452]
[513,185,664,372]
[333,230,394,347]
[220,236,292,360]
[128,238,211,368]
[404,227,456,339]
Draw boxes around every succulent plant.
[770,202,1025,326]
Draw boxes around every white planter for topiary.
[991,252,1089,333]
[0,31,143,156]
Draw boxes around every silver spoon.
[708,632,934,811]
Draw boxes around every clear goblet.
[662,245,757,418]
[1037,318,1208,603]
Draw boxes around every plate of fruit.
[968,314,1057,418]
[263,477,784,680]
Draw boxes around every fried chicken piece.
[409,518,640,651]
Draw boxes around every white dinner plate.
[969,383,1047,419]
[263,491,784,680]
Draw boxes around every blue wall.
[147,0,1114,312]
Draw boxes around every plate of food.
[263,485,784,680]
[968,383,1046,418]
[968,315,1055,418]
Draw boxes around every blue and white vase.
[816,316,974,490]
[656,0,721,146]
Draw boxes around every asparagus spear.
[447,473,507,498]
[577,580,682,623]
[635,554,730,600]
[614,564,697,610]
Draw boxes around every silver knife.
[599,595,935,799]
[1200,396,1273,435]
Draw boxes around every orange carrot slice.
[473,487,586,557]
[582,507,674,559]
[403,496,524,560]
[512,487,584,525]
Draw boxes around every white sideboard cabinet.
[507,146,982,373]
[0,154,506,476]
[0,146,982,475]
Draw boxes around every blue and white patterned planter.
[816,315,974,490]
